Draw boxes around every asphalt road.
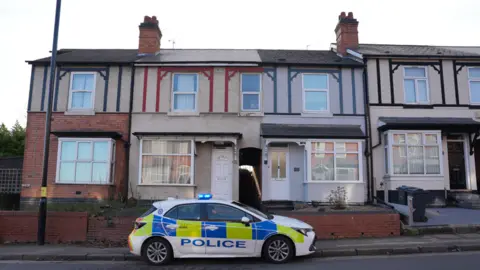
[0,252,479,270]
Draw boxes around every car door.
[204,203,257,255]
[161,203,205,256]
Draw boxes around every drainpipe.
[363,59,374,203]
[123,64,136,201]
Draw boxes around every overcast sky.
[1,0,479,128]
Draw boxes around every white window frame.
[138,139,195,186]
[468,67,480,105]
[403,66,430,104]
[240,73,262,112]
[307,140,363,183]
[269,147,288,181]
[302,73,330,113]
[171,73,199,112]
[55,138,115,184]
[68,72,96,111]
[385,130,443,176]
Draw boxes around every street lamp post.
[37,0,62,245]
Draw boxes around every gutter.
[123,64,135,201]
[362,59,373,203]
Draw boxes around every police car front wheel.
[263,236,294,264]
[142,237,173,265]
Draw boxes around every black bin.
[396,186,429,222]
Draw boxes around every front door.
[448,138,467,190]
[269,148,289,200]
[204,203,256,255]
[211,148,233,200]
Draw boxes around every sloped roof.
[356,44,480,57]
[136,49,262,63]
[257,49,362,66]
[28,49,139,64]
[378,117,480,132]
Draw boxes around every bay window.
[310,141,361,181]
[56,138,115,184]
[140,140,194,185]
[384,131,442,175]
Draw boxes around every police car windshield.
[232,201,271,220]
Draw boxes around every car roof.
[152,199,234,212]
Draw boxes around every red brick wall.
[0,211,87,243]
[285,212,400,239]
[22,112,129,201]
[87,216,134,244]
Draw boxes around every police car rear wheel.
[143,238,172,265]
[263,236,294,264]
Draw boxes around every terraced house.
[333,12,480,206]
[21,15,369,206]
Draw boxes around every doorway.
[239,147,262,209]
[211,147,233,200]
[447,135,467,190]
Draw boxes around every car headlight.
[293,228,314,236]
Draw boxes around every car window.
[140,206,157,218]
[206,203,253,222]
[164,204,201,221]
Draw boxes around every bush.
[327,186,347,209]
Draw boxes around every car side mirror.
[241,216,251,226]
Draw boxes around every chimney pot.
[339,11,346,19]
[347,12,354,18]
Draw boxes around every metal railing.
[0,169,22,194]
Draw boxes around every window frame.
[384,130,443,176]
[171,73,199,112]
[468,67,480,105]
[68,72,96,111]
[403,66,430,104]
[55,137,115,185]
[302,73,330,113]
[308,140,363,183]
[240,73,262,112]
[163,203,204,221]
[205,203,254,223]
[138,139,195,186]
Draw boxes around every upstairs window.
[56,138,115,184]
[302,74,329,112]
[404,67,429,104]
[69,72,95,110]
[468,68,480,104]
[172,74,198,112]
[241,74,262,111]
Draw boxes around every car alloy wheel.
[142,238,172,265]
[263,236,294,263]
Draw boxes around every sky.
[0,0,479,128]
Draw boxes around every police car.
[128,194,316,265]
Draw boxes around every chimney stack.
[138,16,162,55]
[334,11,359,56]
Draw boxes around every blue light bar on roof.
[198,194,213,200]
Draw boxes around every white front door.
[211,148,233,200]
[269,147,289,200]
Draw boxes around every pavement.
[0,252,479,269]
[1,233,480,261]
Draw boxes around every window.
[56,138,115,184]
[302,74,329,112]
[468,68,480,104]
[69,72,95,110]
[270,148,287,180]
[403,67,429,104]
[385,131,441,175]
[140,140,194,185]
[172,74,198,111]
[165,204,201,221]
[310,141,361,181]
[206,203,253,222]
[241,74,261,111]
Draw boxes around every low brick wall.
[0,211,88,243]
[0,211,400,244]
[284,212,401,239]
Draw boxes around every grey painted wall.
[28,65,131,113]
[289,144,305,201]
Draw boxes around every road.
[0,252,479,270]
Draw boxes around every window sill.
[55,182,113,185]
[138,183,196,187]
[306,181,363,184]
[167,111,200,117]
[301,112,333,118]
[239,112,264,117]
[384,175,444,180]
[64,110,95,116]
